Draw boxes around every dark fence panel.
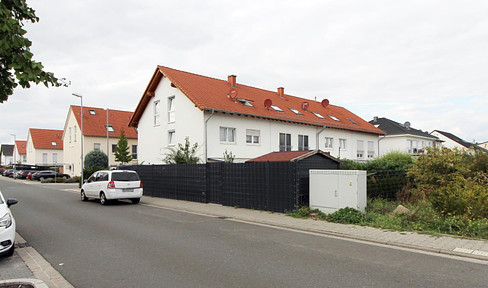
[367,170,408,200]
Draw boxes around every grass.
[287,198,488,240]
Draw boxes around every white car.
[81,170,143,205]
[0,190,18,257]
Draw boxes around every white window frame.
[42,153,48,164]
[325,137,333,149]
[168,130,175,146]
[357,140,364,159]
[69,127,72,143]
[154,100,161,126]
[94,143,101,150]
[298,135,309,151]
[367,141,374,158]
[74,126,77,142]
[339,138,347,150]
[246,129,260,145]
[168,96,175,123]
[220,127,236,143]
[53,153,58,164]
[279,133,292,152]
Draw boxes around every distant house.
[26,128,64,167]
[430,130,486,153]
[369,117,439,156]
[63,105,138,177]
[14,140,27,164]
[129,66,384,164]
[1,144,14,165]
[479,141,488,150]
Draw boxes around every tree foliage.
[0,0,65,102]
[340,151,415,172]
[84,150,108,170]
[114,130,132,164]
[163,137,200,164]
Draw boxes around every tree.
[84,150,108,177]
[163,137,200,164]
[114,130,133,164]
[0,0,65,103]
[223,149,235,163]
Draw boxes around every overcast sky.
[1,0,488,146]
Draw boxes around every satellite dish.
[404,121,411,129]
[301,102,309,111]
[321,99,329,108]
[229,88,238,100]
[264,99,272,108]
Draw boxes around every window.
[357,140,364,159]
[97,172,109,181]
[325,137,333,149]
[339,139,347,150]
[42,153,48,164]
[220,127,236,143]
[69,127,72,143]
[53,153,58,164]
[289,108,303,115]
[112,144,117,153]
[328,115,340,121]
[74,126,77,142]
[313,112,325,119]
[347,118,357,125]
[106,125,114,132]
[132,145,137,160]
[168,130,175,145]
[246,129,260,144]
[168,96,175,123]
[237,99,253,107]
[94,143,101,150]
[367,141,374,158]
[51,141,57,146]
[279,133,291,152]
[407,140,420,154]
[271,105,284,112]
[89,109,96,115]
[154,100,160,125]
[298,135,309,151]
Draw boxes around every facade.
[26,129,64,166]
[479,141,488,150]
[369,117,439,156]
[431,130,486,153]
[14,140,27,164]
[63,105,138,177]
[129,66,385,164]
[0,144,14,165]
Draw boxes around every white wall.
[379,134,435,156]
[430,131,468,151]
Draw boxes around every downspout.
[204,109,215,163]
[316,126,326,150]
[378,135,386,157]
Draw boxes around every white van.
[81,170,143,205]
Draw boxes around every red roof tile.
[71,106,137,139]
[15,140,27,155]
[29,129,64,150]
[130,66,385,135]
[247,150,340,163]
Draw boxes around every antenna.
[404,121,411,129]
[321,99,329,108]
[264,99,272,108]
[301,102,309,111]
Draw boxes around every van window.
[111,172,139,181]
[97,172,109,181]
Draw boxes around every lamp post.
[72,93,84,184]
[10,134,16,167]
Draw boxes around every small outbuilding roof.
[246,150,340,163]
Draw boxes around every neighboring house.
[14,140,27,164]
[1,144,14,165]
[479,141,488,150]
[430,130,486,153]
[26,128,64,167]
[63,105,138,177]
[129,66,385,163]
[369,117,439,157]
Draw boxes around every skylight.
[312,112,325,119]
[289,108,303,115]
[89,109,96,115]
[106,125,115,132]
[347,118,357,125]
[271,105,283,112]
[236,98,253,107]
[51,141,57,146]
[328,115,340,121]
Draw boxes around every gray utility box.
[309,170,367,214]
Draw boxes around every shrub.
[163,137,200,164]
[341,152,414,172]
[84,150,109,170]
[326,207,364,224]
[40,177,66,183]
[64,178,76,183]
[287,207,326,220]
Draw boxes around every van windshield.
[111,172,140,181]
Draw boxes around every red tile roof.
[15,140,27,155]
[247,150,340,163]
[71,106,137,139]
[130,66,385,135]
[29,129,64,150]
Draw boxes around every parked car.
[13,170,24,179]
[3,169,14,177]
[16,170,33,179]
[0,190,18,257]
[28,171,39,180]
[32,171,71,181]
[81,170,143,205]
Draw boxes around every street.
[1,177,487,288]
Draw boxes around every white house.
[14,140,27,164]
[369,117,439,156]
[431,130,485,153]
[63,105,138,177]
[129,66,385,163]
[26,128,64,167]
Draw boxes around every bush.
[341,152,414,172]
[326,207,364,224]
[64,178,76,183]
[84,150,109,170]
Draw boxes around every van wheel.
[131,198,140,204]
[100,192,108,205]
[81,190,88,201]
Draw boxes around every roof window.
[271,105,284,112]
[328,115,340,121]
[51,141,57,146]
[312,112,325,119]
[106,125,115,132]
[289,108,303,115]
[236,98,253,107]
[89,109,96,115]
[347,118,357,125]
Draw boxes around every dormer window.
[289,108,303,115]
[271,105,283,112]
[89,109,96,115]
[313,112,325,119]
[328,115,340,121]
[347,118,357,125]
[236,98,253,107]
[51,141,57,146]
[106,125,115,132]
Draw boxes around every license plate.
[122,188,134,192]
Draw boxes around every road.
[1,177,487,287]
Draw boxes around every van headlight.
[0,213,12,228]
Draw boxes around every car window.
[88,174,96,182]
[98,172,109,181]
[111,172,140,181]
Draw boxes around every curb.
[0,278,48,288]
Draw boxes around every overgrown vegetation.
[340,151,415,171]
[163,137,200,164]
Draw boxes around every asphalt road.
[1,177,487,288]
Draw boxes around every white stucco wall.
[430,131,469,151]
[378,134,435,156]
[26,132,63,166]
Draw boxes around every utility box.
[309,170,367,214]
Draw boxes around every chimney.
[228,75,236,87]
[277,87,285,98]
[373,116,378,122]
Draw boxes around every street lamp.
[72,93,84,185]
[10,134,16,166]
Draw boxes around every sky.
[1,0,488,145]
